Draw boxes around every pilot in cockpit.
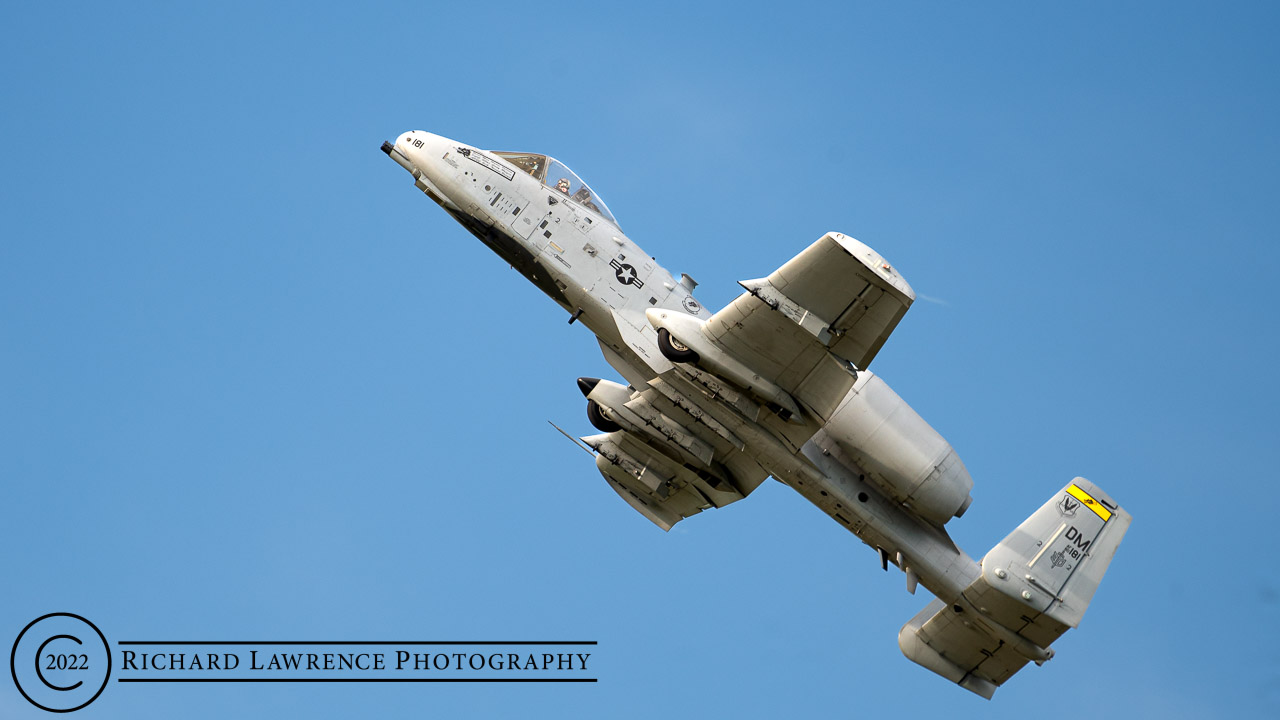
[555,178,571,194]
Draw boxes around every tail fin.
[899,477,1132,698]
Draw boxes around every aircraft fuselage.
[383,129,1138,698]
[383,131,993,609]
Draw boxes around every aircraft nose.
[385,130,453,173]
[382,132,417,174]
[391,131,458,172]
[383,130,465,211]
[398,130,454,157]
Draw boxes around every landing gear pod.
[586,399,622,433]
[657,328,699,363]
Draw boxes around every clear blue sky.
[3,1,1278,717]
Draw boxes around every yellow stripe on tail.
[1066,483,1112,521]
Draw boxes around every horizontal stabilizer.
[899,599,1000,699]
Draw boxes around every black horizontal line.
[117,641,597,646]
[118,678,596,683]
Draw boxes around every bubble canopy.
[492,152,618,227]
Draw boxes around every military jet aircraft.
[381,131,1131,698]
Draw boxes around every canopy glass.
[493,152,618,227]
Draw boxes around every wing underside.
[702,232,914,422]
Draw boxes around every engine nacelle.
[822,371,973,526]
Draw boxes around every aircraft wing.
[588,428,747,531]
[579,378,771,532]
[701,232,914,421]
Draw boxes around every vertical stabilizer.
[981,477,1132,628]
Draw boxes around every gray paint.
[383,131,1132,698]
